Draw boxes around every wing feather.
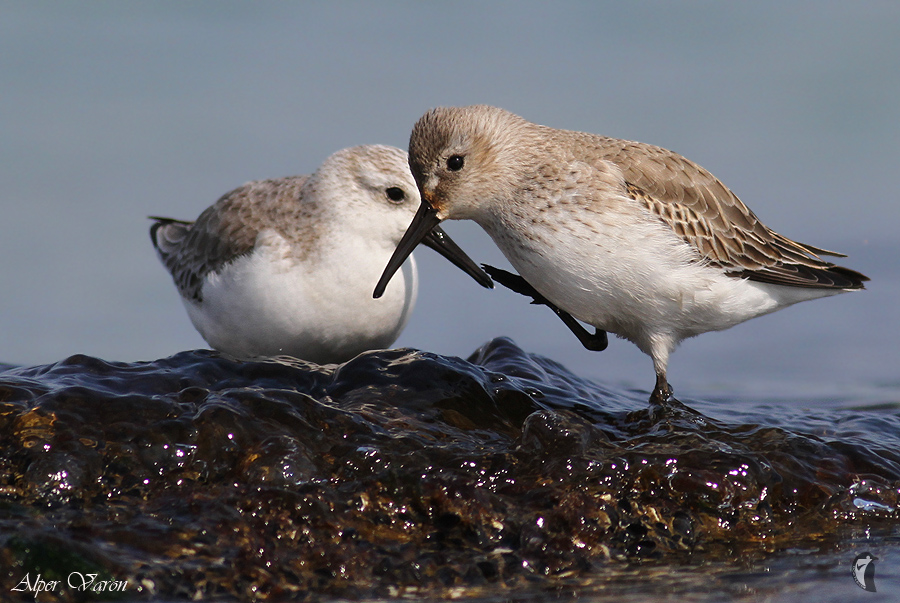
[150,176,309,301]
[583,137,867,289]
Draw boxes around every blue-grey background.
[2,2,898,403]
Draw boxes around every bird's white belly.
[483,209,824,353]
[184,241,417,363]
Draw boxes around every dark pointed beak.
[422,224,494,290]
[373,201,493,298]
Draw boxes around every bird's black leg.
[544,305,609,351]
[482,264,608,352]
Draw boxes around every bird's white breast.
[183,230,417,363]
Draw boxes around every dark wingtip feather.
[148,216,170,249]
[739,262,869,290]
[148,216,193,253]
[827,265,869,289]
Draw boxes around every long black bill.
[373,202,493,298]
[422,225,493,289]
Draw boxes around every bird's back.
[149,176,310,302]
[550,127,869,290]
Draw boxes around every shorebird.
[374,105,868,401]
[151,144,491,363]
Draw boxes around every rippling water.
[1,337,899,601]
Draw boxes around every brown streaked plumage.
[376,105,868,402]
[622,181,865,289]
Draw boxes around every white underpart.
[184,228,417,364]
[480,198,845,379]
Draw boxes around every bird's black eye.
[385,187,405,202]
[446,155,465,171]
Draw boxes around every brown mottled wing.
[595,138,868,289]
[150,176,308,301]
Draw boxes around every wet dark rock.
[0,337,898,600]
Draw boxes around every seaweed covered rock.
[0,338,898,600]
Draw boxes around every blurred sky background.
[2,2,898,403]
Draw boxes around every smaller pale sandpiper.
[151,144,491,363]
[374,105,868,402]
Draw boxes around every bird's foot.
[646,380,705,422]
[650,379,674,405]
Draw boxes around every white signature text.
[11,572,129,595]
